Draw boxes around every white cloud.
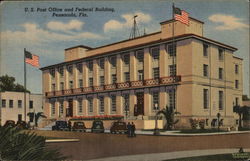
[104,12,152,33]
[208,14,249,30]
[47,20,84,32]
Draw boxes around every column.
[93,94,98,115]
[73,64,78,88]
[55,101,59,118]
[130,51,137,81]
[63,99,68,118]
[64,66,69,89]
[82,96,88,116]
[144,48,152,79]
[159,87,167,110]
[73,98,77,117]
[117,54,123,83]
[105,57,111,84]
[160,44,167,77]
[116,92,123,115]
[104,94,110,115]
[144,88,151,116]
[55,68,60,90]
[129,90,136,116]
[83,62,88,87]
[93,59,99,86]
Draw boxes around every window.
[111,95,116,112]
[9,100,13,108]
[169,65,176,76]
[153,67,159,79]
[51,102,55,116]
[138,70,144,80]
[99,96,104,113]
[203,44,208,57]
[29,101,33,109]
[152,92,159,110]
[18,100,22,108]
[60,82,64,90]
[51,83,55,91]
[110,56,116,67]
[77,63,82,73]
[167,43,176,56]
[67,65,73,75]
[112,74,117,84]
[203,89,209,109]
[136,50,144,63]
[99,58,105,69]
[100,76,104,85]
[123,54,130,65]
[87,97,93,113]
[219,68,223,80]
[50,69,55,78]
[2,99,6,108]
[79,79,83,88]
[203,64,209,77]
[69,81,73,89]
[218,48,224,60]
[219,91,224,110]
[89,78,93,86]
[123,94,129,112]
[124,72,130,82]
[59,102,63,117]
[235,80,239,89]
[235,64,239,74]
[151,47,160,60]
[168,90,175,109]
[78,99,83,114]
[88,61,93,72]
[59,67,64,77]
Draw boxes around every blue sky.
[0,0,249,96]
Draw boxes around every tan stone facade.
[41,17,243,129]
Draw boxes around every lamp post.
[153,103,160,135]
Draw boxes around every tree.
[0,75,29,92]
[156,105,180,130]
[233,105,248,129]
[0,126,66,160]
[27,112,47,127]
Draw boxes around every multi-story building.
[41,17,243,129]
[0,91,43,125]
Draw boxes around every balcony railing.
[45,75,181,97]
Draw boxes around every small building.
[0,91,43,126]
[40,16,243,129]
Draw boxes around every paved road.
[34,130,250,160]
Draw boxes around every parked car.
[110,121,127,134]
[72,121,86,132]
[52,121,69,131]
[91,120,104,133]
[3,120,16,128]
[16,121,29,130]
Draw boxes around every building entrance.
[66,99,73,117]
[135,92,144,116]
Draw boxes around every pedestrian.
[127,122,131,137]
[131,122,136,137]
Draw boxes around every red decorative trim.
[105,84,117,90]
[144,78,159,86]
[73,88,83,94]
[130,80,143,87]
[64,89,73,94]
[83,87,93,92]
[117,82,130,89]
[93,85,104,91]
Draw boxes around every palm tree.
[0,126,66,160]
[157,105,180,130]
[27,112,47,127]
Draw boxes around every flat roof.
[40,33,238,70]
[160,17,204,25]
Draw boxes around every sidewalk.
[86,148,250,161]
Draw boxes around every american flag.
[25,50,40,68]
[174,7,189,25]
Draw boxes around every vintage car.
[16,121,29,130]
[91,120,104,133]
[3,120,16,128]
[72,121,86,132]
[110,121,128,134]
[52,121,69,131]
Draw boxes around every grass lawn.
[165,154,243,161]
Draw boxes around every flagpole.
[24,48,27,122]
[172,3,176,111]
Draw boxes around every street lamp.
[153,103,160,135]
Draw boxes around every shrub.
[189,118,199,129]
[199,119,206,130]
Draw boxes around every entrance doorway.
[66,99,73,117]
[135,92,144,116]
